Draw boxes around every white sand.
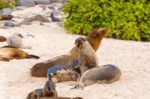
[0,6,150,99]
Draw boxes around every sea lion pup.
[0,36,7,42]
[3,33,32,49]
[0,47,39,61]
[47,37,98,83]
[27,80,58,99]
[73,64,121,89]
[31,28,109,77]
[27,80,83,99]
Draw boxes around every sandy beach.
[0,5,150,99]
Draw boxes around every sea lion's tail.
[27,55,40,59]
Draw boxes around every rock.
[1,8,12,16]
[15,6,27,10]
[4,21,20,27]
[51,0,68,3]
[17,0,35,7]
[51,9,63,22]
[48,3,63,10]
[34,0,51,4]
[59,0,68,3]
[51,0,59,3]
[34,15,51,22]
[20,14,50,25]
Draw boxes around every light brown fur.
[31,28,109,77]
[0,48,39,61]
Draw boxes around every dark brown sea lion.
[31,28,109,77]
[0,15,14,20]
[0,47,39,61]
[73,64,121,89]
[47,37,98,83]
[27,80,58,99]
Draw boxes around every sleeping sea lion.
[0,47,39,61]
[31,28,109,77]
[73,64,121,89]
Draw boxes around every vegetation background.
[0,0,19,9]
[64,0,150,41]
[0,0,150,41]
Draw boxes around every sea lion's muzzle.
[75,37,86,48]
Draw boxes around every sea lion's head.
[44,80,56,96]
[87,28,110,51]
[75,37,87,49]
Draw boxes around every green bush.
[0,0,19,9]
[64,0,150,41]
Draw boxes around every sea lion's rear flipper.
[27,55,40,59]
[31,54,76,77]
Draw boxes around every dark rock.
[51,9,63,22]
[51,0,68,3]
[34,0,51,4]
[17,0,35,7]
[1,8,12,16]
[48,3,63,10]
[59,0,68,3]
[20,14,50,25]
[4,21,20,27]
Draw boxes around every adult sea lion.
[0,47,39,61]
[73,64,121,89]
[47,37,98,83]
[31,28,109,77]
